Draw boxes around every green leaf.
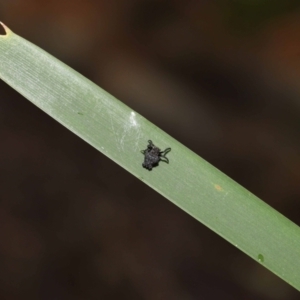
[0,23,299,290]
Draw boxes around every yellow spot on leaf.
[214,184,223,191]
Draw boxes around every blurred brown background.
[0,0,300,299]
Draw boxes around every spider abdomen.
[141,140,171,171]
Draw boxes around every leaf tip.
[0,22,12,36]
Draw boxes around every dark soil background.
[0,1,300,299]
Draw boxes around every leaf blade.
[0,24,300,290]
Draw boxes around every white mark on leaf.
[221,191,229,202]
[130,111,137,127]
[119,111,142,151]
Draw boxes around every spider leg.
[160,147,171,156]
[141,150,146,154]
[159,147,171,164]
[159,156,169,164]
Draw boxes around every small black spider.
[141,140,171,171]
